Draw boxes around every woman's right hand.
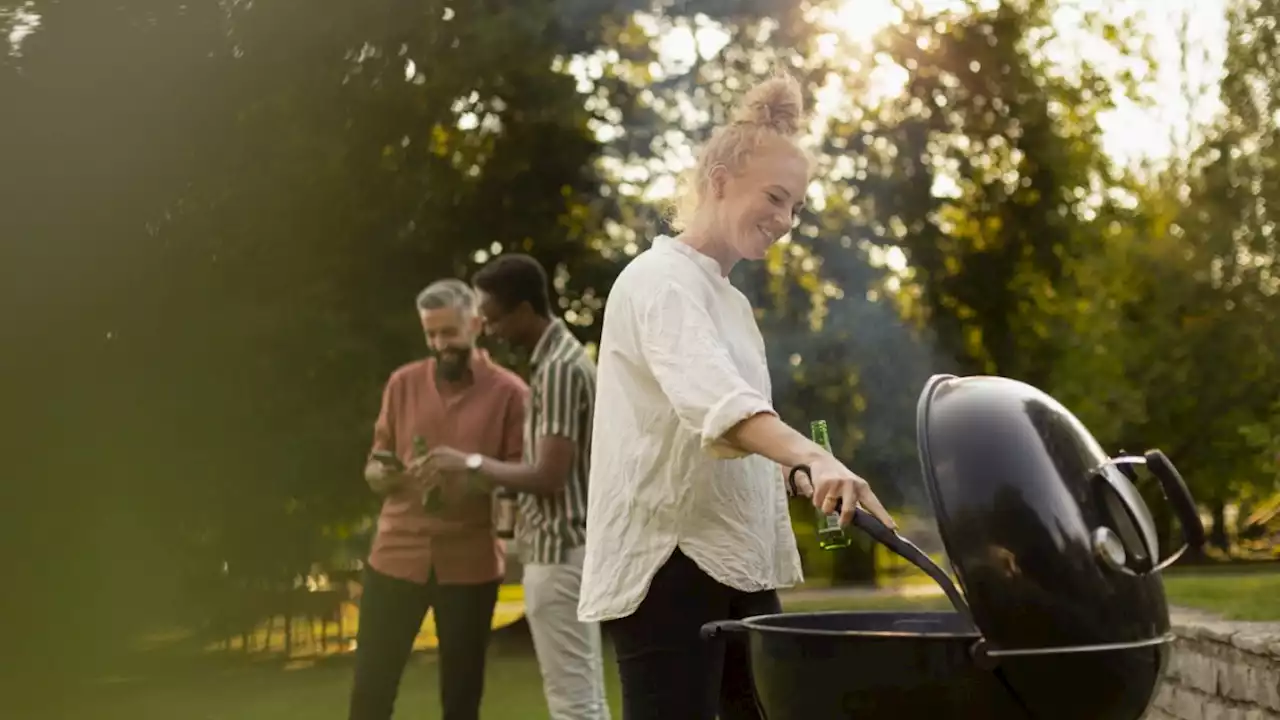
[806,453,897,531]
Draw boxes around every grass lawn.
[28,569,1279,719]
[1161,568,1280,620]
[781,569,1280,621]
[40,641,621,720]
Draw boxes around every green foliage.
[1,0,624,661]
[1090,0,1280,512]
[1240,400,1280,497]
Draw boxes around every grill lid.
[914,374,1204,656]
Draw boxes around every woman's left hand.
[807,454,897,531]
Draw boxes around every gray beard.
[434,350,471,383]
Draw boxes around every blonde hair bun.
[731,73,805,136]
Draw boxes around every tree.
[1138,0,1280,548]
[0,0,625,668]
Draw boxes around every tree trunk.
[1209,498,1229,553]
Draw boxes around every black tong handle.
[788,464,975,628]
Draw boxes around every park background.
[3,0,1280,717]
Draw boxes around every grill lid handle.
[789,465,976,630]
[1144,449,1206,566]
[1095,450,1205,574]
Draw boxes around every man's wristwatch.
[464,453,492,493]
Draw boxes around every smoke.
[745,241,961,533]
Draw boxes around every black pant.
[604,548,781,720]
[348,566,500,720]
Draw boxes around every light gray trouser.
[523,544,611,720]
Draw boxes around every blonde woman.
[577,73,897,719]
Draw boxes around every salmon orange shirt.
[367,349,528,585]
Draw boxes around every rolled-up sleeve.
[537,359,586,441]
[637,281,776,456]
[370,374,398,457]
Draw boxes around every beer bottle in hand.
[494,488,517,540]
[810,420,852,550]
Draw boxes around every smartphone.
[371,450,405,472]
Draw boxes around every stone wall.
[1145,610,1280,720]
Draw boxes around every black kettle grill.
[701,374,1205,720]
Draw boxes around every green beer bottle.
[414,436,443,512]
[810,420,852,550]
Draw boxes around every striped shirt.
[519,318,595,564]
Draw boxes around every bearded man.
[348,279,529,720]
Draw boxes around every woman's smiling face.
[714,138,809,261]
